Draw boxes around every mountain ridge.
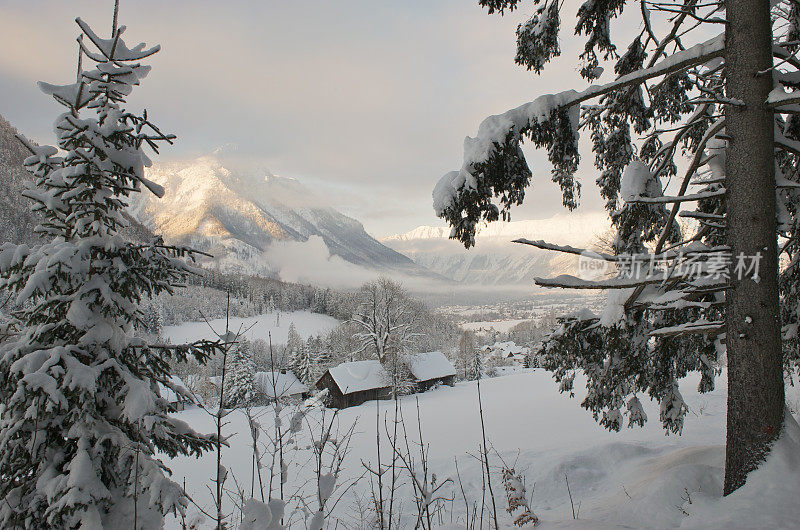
[130,155,439,280]
[381,213,611,285]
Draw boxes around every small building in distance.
[483,340,529,362]
[316,360,391,409]
[254,370,309,401]
[404,351,457,391]
[158,375,195,412]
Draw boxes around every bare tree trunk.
[724,0,784,495]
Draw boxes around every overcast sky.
[0,0,613,237]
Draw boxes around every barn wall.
[416,375,456,392]
[316,372,347,408]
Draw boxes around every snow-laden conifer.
[290,340,320,387]
[223,339,256,408]
[434,0,797,492]
[0,6,215,527]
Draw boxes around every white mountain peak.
[381,212,611,286]
[128,153,422,277]
[384,211,610,247]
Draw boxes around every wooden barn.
[404,351,456,391]
[316,360,392,409]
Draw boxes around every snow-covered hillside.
[164,368,800,529]
[382,213,611,285]
[162,310,339,345]
[129,154,433,279]
[0,114,40,245]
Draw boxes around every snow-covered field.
[460,319,529,333]
[164,369,800,529]
[162,310,340,345]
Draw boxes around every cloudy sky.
[0,0,613,237]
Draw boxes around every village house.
[315,360,392,409]
[483,340,529,362]
[403,351,457,391]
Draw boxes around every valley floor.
[164,369,800,529]
[163,310,340,345]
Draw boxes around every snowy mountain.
[129,155,431,279]
[382,213,611,285]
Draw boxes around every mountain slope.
[130,156,430,277]
[382,213,611,285]
[0,115,41,245]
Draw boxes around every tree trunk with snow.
[723,0,785,495]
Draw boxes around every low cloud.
[262,235,379,289]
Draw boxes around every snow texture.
[157,375,194,405]
[403,351,456,382]
[326,360,389,394]
[163,369,800,529]
[620,159,653,202]
[163,311,339,346]
[681,410,800,529]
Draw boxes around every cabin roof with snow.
[254,371,309,398]
[158,375,193,404]
[403,351,456,382]
[326,360,389,395]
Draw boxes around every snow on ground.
[164,369,800,529]
[162,310,339,345]
[460,319,529,332]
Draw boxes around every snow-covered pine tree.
[286,321,303,360]
[140,298,164,337]
[472,349,485,381]
[0,6,216,527]
[434,0,796,493]
[290,340,319,386]
[223,339,256,408]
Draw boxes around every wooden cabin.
[316,360,392,409]
[404,351,457,391]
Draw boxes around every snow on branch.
[776,134,800,158]
[767,87,800,108]
[513,238,618,261]
[434,33,725,247]
[627,189,726,204]
[75,17,160,62]
[649,319,725,338]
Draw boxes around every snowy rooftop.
[484,341,528,356]
[157,375,193,404]
[327,360,389,394]
[403,351,456,382]
[254,371,308,398]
